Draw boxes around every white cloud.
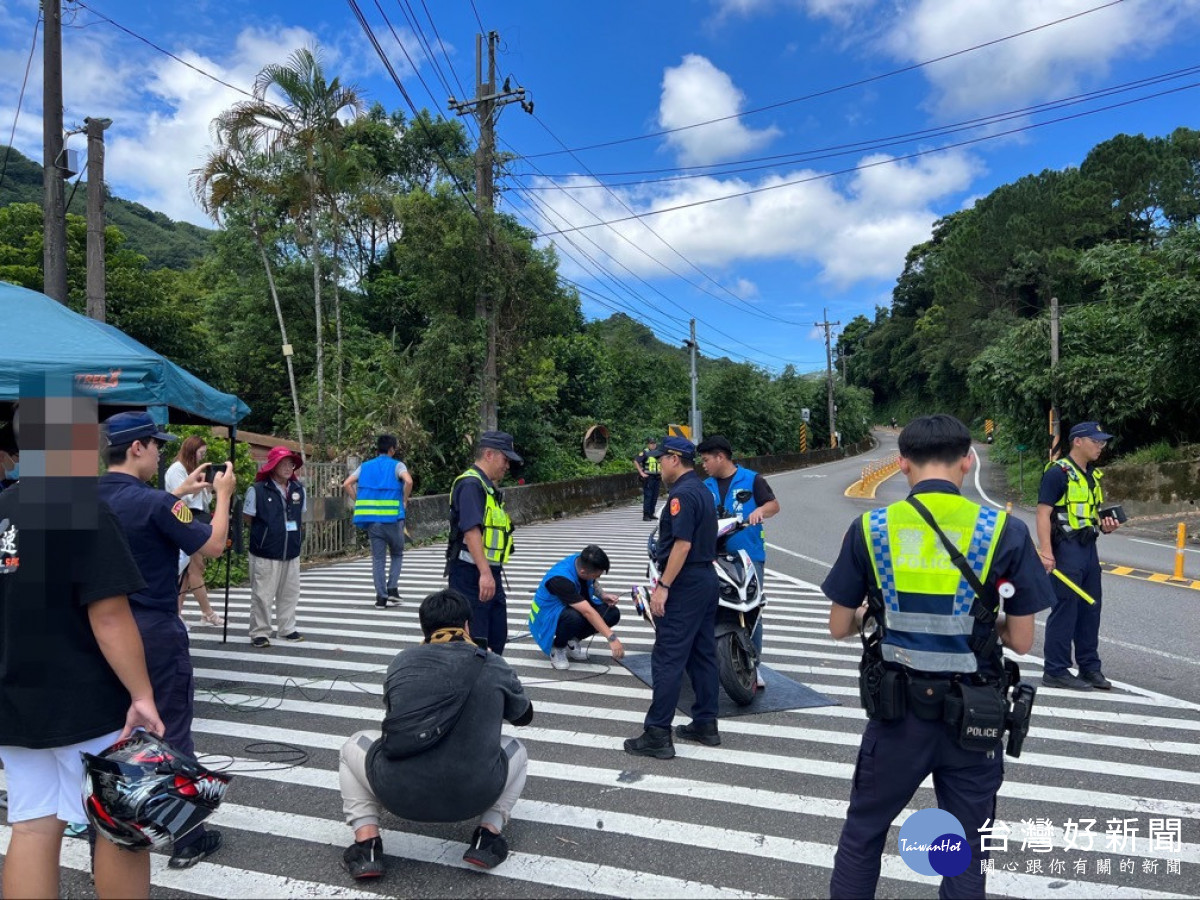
[528,149,978,289]
[658,55,781,166]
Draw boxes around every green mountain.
[0,145,212,270]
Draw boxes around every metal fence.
[301,460,359,560]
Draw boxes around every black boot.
[624,725,675,759]
[675,719,721,746]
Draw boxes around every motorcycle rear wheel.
[717,633,757,706]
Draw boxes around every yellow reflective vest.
[1046,457,1104,535]
[452,468,514,566]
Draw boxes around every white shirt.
[165,460,212,512]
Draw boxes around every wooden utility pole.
[815,309,840,448]
[42,0,68,303]
[85,117,112,322]
[1049,295,1060,461]
[448,32,531,433]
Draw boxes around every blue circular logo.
[897,809,971,877]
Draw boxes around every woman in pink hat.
[242,446,306,647]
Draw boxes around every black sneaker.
[343,836,385,880]
[282,631,305,642]
[387,588,401,600]
[1080,670,1113,690]
[1042,672,1093,691]
[623,726,675,759]
[462,826,508,869]
[251,636,270,649]
[674,719,721,746]
[168,829,222,869]
[375,595,400,608]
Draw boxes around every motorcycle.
[631,514,764,706]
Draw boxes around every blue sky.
[2,0,1199,373]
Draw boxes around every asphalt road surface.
[2,436,1195,898]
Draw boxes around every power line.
[73,1,253,98]
[0,8,41,194]
[391,0,454,99]
[535,77,1200,239]
[519,0,1131,160]
[516,61,1200,189]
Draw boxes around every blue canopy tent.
[0,280,249,425]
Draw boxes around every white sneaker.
[756,670,766,689]
[550,647,570,670]
[566,639,589,662]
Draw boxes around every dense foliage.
[843,127,1200,455]
[2,47,865,494]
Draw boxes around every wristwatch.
[606,633,619,643]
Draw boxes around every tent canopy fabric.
[0,281,250,426]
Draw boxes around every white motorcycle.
[631,515,764,706]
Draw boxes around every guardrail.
[845,452,900,499]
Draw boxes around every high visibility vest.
[528,553,600,656]
[644,453,660,475]
[1046,457,1104,535]
[862,493,1006,675]
[353,455,405,525]
[704,465,765,561]
[451,468,514,566]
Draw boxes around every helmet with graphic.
[81,731,232,850]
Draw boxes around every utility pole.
[85,117,112,322]
[1049,295,1060,462]
[815,309,840,448]
[448,32,531,433]
[684,319,702,443]
[42,0,68,303]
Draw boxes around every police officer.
[697,435,780,687]
[823,415,1052,899]
[97,411,236,869]
[343,434,412,608]
[633,436,662,521]
[624,436,719,759]
[1036,421,1122,691]
[447,431,521,654]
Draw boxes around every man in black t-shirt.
[0,396,163,899]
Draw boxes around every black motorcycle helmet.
[81,731,232,850]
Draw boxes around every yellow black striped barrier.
[1101,562,1200,592]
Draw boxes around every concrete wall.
[1100,458,1200,517]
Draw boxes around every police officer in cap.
[625,435,719,759]
[822,415,1052,898]
[633,436,662,521]
[1036,420,1122,691]
[447,431,521,654]
[97,411,236,869]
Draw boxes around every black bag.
[944,681,1007,752]
[379,647,487,760]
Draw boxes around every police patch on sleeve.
[171,500,194,524]
[670,498,681,516]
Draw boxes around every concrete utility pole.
[448,31,531,434]
[42,0,68,303]
[1049,295,1060,462]
[815,309,840,448]
[85,117,112,322]
[684,319,702,443]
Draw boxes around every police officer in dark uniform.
[1036,421,1121,691]
[97,411,236,869]
[822,415,1053,898]
[633,436,662,521]
[624,436,719,759]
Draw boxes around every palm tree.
[191,135,307,463]
[212,46,364,447]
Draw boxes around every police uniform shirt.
[635,450,659,476]
[0,485,147,748]
[450,465,493,543]
[1037,460,1097,534]
[656,470,717,569]
[98,472,212,612]
[822,480,1053,622]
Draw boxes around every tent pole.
[222,426,237,645]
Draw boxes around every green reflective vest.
[452,468,514,566]
[644,452,660,475]
[862,492,1005,674]
[1047,457,1104,535]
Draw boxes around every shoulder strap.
[906,496,1004,669]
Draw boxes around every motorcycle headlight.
[719,582,735,598]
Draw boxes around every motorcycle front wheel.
[717,633,757,706]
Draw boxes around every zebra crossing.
[3,501,1197,897]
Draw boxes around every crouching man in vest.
[823,415,1053,899]
[529,545,625,670]
[337,589,533,879]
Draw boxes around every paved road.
[2,442,1196,897]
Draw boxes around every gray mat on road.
[618,652,839,718]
